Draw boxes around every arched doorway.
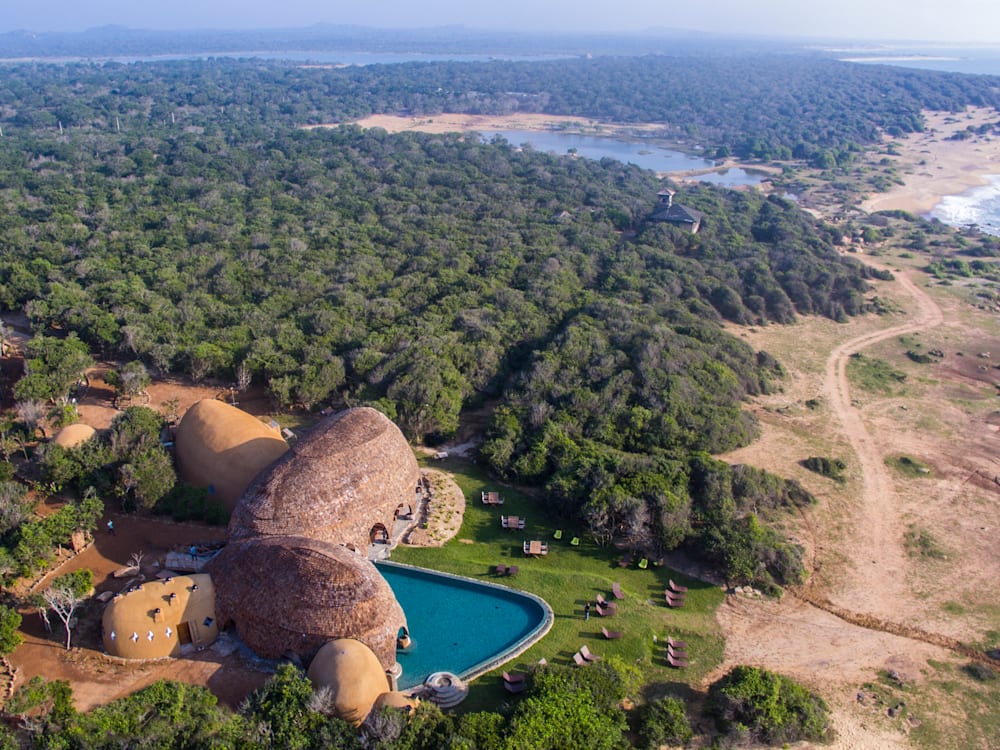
[370,523,389,545]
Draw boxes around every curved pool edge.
[376,560,554,685]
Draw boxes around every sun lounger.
[503,676,527,694]
[595,602,616,617]
[665,591,686,608]
[666,636,688,650]
[601,626,623,640]
[611,582,624,600]
[668,579,689,593]
[667,642,688,658]
[596,593,608,607]
[495,564,507,575]
[573,651,589,667]
[503,670,525,684]
[579,644,602,662]
[506,565,518,576]
[666,652,688,669]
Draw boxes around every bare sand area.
[716,258,1000,747]
[862,107,1000,215]
[309,112,661,137]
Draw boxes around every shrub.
[801,456,847,482]
[0,605,22,655]
[639,695,693,748]
[707,665,832,745]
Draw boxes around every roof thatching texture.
[307,638,391,726]
[229,407,419,552]
[174,399,288,511]
[205,535,405,668]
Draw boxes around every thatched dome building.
[174,399,288,511]
[229,407,419,553]
[101,574,217,659]
[52,423,97,449]
[205,536,405,668]
[307,639,391,725]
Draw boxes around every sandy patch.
[862,107,1000,215]
[403,468,465,547]
[307,112,640,137]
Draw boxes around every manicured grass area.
[392,456,725,712]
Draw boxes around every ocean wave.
[929,175,1000,236]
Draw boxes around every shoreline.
[860,107,1000,216]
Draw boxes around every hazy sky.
[1,0,998,44]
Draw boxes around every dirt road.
[821,267,943,615]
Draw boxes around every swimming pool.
[375,561,553,689]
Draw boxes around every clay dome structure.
[229,407,419,553]
[205,536,406,668]
[52,423,97,449]
[307,639,392,725]
[174,399,288,511]
[102,574,218,659]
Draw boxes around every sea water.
[929,175,1000,237]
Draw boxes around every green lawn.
[392,456,725,712]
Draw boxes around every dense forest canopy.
[1,55,998,162]
[0,53,963,582]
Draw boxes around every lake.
[482,129,767,185]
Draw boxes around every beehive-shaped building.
[174,400,288,511]
[229,407,419,553]
[102,574,217,659]
[205,536,405,669]
[307,639,393,725]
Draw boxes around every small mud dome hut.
[52,423,97,449]
[307,638,393,725]
[205,536,405,668]
[229,407,419,554]
[174,399,289,511]
[102,573,218,659]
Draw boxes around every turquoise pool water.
[376,562,552,689]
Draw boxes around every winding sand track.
[821,266,943,615]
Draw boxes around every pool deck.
[376,560,554,687]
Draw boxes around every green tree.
[241,663,324,750]
[638,696,693,748]
[13,334,93,405]
[0,605,23,656]
[707,665,832,745]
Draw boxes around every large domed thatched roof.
[307,639,390,726]
[205,535,405,668]
[52,423,96,449]
[174,400,288,511]
[229,407,419,551]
